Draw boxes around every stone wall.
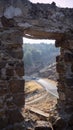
[55,38,73,130]
[0,28,25,129]
[0,0,73,130]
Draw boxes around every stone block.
[68,114,73,126]
[1,33,22,44]
[35,127,52,130]
[4,124,25,130]
[59,92,66,100]
[0,109,5,117]
[0,61,6,68]
[65,78,73,86]
[0,117,8,129]
[35,121,52,130]
[71,64,73,72]
[64,53,73,62]
[1,16,15,27]
[56,63,65,73]
[6,68,14,76]
[6,101,16,109]
[7,60,19,67]
[55,40,62,47]
[0,80,8,96]
[56,40,73,49]
[5,108,24,125]
[0,102,4,109]
[10,50,23,59]
[6,43,22,50]
[56,55,63,63]
[56,55,60,62]
[13,93,25,107]
[53,117,66,130]
[65,106,73,114]
[5,94,16,109]
[13,125,25,130]
[9,80,24,94]
[0,88,8,96]
[61,40,73,49]
[15,67,24,76]
[66,88,73,99]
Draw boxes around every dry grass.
[25,80,57,113]
[24,79,57,125]
[25,80,43,94]
[31,93,57,113]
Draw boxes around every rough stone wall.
[55,39,73,130]
[0,28,25,129]
[0,0,73,130]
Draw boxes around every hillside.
[38,63,58,81]
[23,43,60,76]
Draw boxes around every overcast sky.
[23,37,55,44]
[29,0,73,8]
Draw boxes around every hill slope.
[23,43,60,76]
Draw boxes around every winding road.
[36,79,59,98]
[24,76,59,98]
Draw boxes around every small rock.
[35,121,53,130]
[68,114,73,126]
[53,117,66,130]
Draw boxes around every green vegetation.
[23,43,60,74]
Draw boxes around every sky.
[23,37,55,44]
[29,0,73,8]
[23,0,73,44]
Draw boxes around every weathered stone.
[6,101,16,109]
[65,106,73,114]
[4,6,22,18]
[6,68,14,76]
[56,40,73,49]
[0,109,5,116]
[10,50,23,59]
[5,109,24,125]
[0,88,8,96]
[35,126,52,130]
[56,63,65,73]
[71,64,73,72]
[61,40,73,49]
[0,117,8,129]
[1,16,15,27]
[13,93,25,107]
[35,121,52,130]
[55,40,62,47]
[64,53,73,62]
[53,117,66,130]
[65,78,73,86]
[59,92,66,101]
[9,80,24,93]
[0,81,8,96]
[68,114,73,126]
[5,43,22,50]
[13,125,25,130]
[0,61,6,68]
[15,67,24,76]
[66,89,73,99]
[56,55,63,63]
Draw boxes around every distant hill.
[23,43,60,75]
[38,63,58,81]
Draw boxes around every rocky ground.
[23,80,57,130]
